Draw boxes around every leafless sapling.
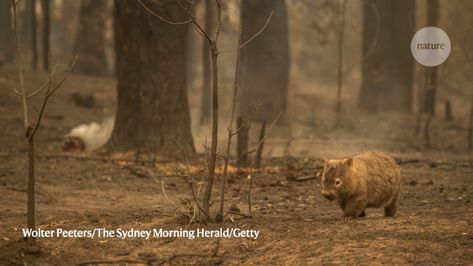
[10,0,76,247]
[140,0,273,221]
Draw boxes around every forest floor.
[0,68,473,265]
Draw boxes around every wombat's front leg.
[337,198,347,211]
[384,189,400,217]
[384,198,398,217]
[342,198,366,220]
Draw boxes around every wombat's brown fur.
[320,151,401,220]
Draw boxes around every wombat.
[320,151,401,220]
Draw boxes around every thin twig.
[173,138,209,219]
[216,4,243,221]
[247,167,254,216]
[25,59,60,98]
[237,111,283,163]
[12,59,61,99]
[138,0,192,25]
[147,169,194,220]
[176,0,213,43]
[220,11,274,54]
[29,56,78,138]
[214,0,222,42]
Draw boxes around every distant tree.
[41,0,50,70]
[28,0,38,70]
[423,0,439,115]
[21,0,32,46]
[199,0,215,125]
[73,0,108,76]
[186,3,197,94]
[359,0,415,112]
[238,0,289,122]
[0,0,13,63]
[109,0,195,155]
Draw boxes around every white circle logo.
[411,27,451,67]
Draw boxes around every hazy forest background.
[0,0,472,265]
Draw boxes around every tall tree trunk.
[0,0,14,63]
[335,0,347,126]
[22,0,33,46]
[41,0,49,70]
[238,0,289,122]
[110,0,195,156]
[186,4,196,93]
[199,0,214,125]
[73,0,108,76]
[30,0,38,71]
[359,0,415,112]
[423,0,439,115]
[60,1,80,60]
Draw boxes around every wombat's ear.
[344,158,353,167]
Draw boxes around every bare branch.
[138,0,192,25]
[141,0,213,45]
[220,11,274,54]
[12,87,22,96]
[46,55,78,97]
[25,59,60,98]
[29,56,78,138]
[214,0,222,42]
[149,169,187,214]
[11,60,59,98]
[237,111,283,163]
[177,0,213,43]
[173,138,209,218]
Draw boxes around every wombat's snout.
[322,191,336,201]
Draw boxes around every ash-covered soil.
[0,69,472,265]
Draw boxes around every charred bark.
[238,0,289,122]
[41,0,50,70]
[73,0,108,76]
[110,0,195,156]
[0,0,14,63]
[359,0,415,112]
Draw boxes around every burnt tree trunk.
[0,0,14,63]
[110,0,195,156]
[29,0,38,70]
[238,0,289,122]
[41,0,49,70]
[73,0,108,76]
[21,0,32,48]
[359,0,415,112]
[423,0,439,115]
[186,4,196,92]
